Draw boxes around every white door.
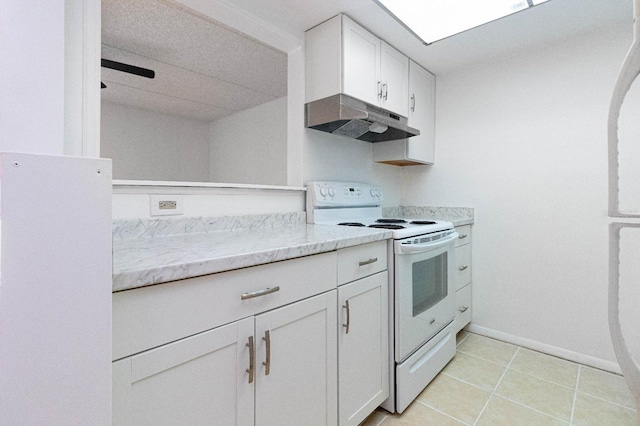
[407,60,435,163]
[342,15,380,106]
[255,291,338,426]
[338,272,389,426]
[112,318,255,426]
[380,41,409,117]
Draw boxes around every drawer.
[113,251,337,360]
[337,240,388,285]
[454,283,472,333]
[454,243,472,291]
[455,225,472,247]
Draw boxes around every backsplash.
[383,206,474,226]
[113,211,306,241]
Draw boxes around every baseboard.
[465,324,622,375]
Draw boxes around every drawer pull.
[241,286,280,300]
[358,258,378,267]
[459,306,469,313]
[458,265,469,271]
[343,300,350,334]
[246,336,255,384]
[458,234,468,239]
[262,330,271,375]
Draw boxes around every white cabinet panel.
[454,243,472,291]
[338,272,389,426]
[342,15,380,107]
[113,318,254,426]
[380,41,409,117]
[337,240,388,285]
[306,14,409,117]
[374,60,435,166]
[455,284,472,333]
[255,291,337,426]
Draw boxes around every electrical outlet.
[150,195,184,216]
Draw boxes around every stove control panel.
[307,181,383,208]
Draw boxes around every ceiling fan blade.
[101,59,155,79]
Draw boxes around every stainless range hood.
[305,94,419,142]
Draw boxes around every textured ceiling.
[101,0,287,122]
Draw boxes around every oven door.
[394,232,457,362]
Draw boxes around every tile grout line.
[472,346,521,425]
[569,365,581,425]
[414,399,474,426]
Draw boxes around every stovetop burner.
[369,224,405,230]
[410,220,437,225]
[338,222,366,227]
[376,218,407,224]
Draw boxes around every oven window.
[412,252,448,317]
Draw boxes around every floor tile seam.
[372,412,388,426]
[455,348,513,368]
[492,387,574,423]
[414,399,472,425]
[440,371,497,394]
[569,365,581,424]
[574,389,639,411]
[505,365,581,392]
[488,394,571,425]
[471,346,521,425]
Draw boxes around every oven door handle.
[398,232,458,254]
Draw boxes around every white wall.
[302,122,407,207]
[403,23,633,369]
[0,1,65,154]
[210,97,287,185]
[101,102,211,181]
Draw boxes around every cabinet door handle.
[262,330,271,375]
[459,306,469,313]
[378,81,383,98]
[358,257,378,266]
[246,336,255,384]
[382,83,388,100]
[241,286,280,300]
[458,265,469,271]
[410,94,416,112]
[343,300,350,334]
[458,234,468,239]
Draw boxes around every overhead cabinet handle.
[241,286,280,300]
[411,94,416,112]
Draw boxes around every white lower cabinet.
[113,291,337,426]
[255,291,337,426]
[112,318,255,425]
[337,272,389,426]
[453,225,473,333]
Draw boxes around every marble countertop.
[113,224,391,292]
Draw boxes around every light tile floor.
[362,332,638,425]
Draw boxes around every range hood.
[305,94,419,142]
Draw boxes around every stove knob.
[370,188,376,197]
[319,186,328,197]
[328,187,335,197]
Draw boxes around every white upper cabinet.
[306,14,409,117]
[379,41,409,117]
[373,60,436,165]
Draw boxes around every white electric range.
[307,181,458,414]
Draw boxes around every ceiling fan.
[100,59,155,89]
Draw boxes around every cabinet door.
[112,318,254,426]
[255,291,338,426]
[342,15,380,106]
[454,243,472,291]
[380,41,409,117]
[407,60,435,163]
[338,272,389,426]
